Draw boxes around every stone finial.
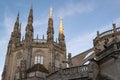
[113,23,117,33]
[56,38,58,43]
[42,34,44,40]
[68,53,71,59]
[22,36,24,41]
[97,31,99,37]
[36,34,38,39]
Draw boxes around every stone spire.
[27,5,33,25]
[16,12,19,23]
[47,7,54,43]
[58,17,66,49]
[10,12,21,46]
[14,12,19,32]
[25,5,34,41]
[24,6,34,69]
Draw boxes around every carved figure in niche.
[112,35,118,43]
[95,41,101,53]
[104,38,109,49]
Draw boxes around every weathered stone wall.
[5,49,23,80]
[100,54,120,80]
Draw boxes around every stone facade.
[2,7,120,80]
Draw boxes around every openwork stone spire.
[58,16,66,50]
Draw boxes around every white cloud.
[67,32,95,56]
[33,18,47,27]
[0,39,8,58]
[3,9,49,41]
[56,1,95,17]
[98,18,120,33]
[4,12,15,35]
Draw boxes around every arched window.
[55,59,60,68]
[55,54,60,68]
[34,56,43,64]
[15,72,20,80]
[16,52,22,67]
[16,58,22,67]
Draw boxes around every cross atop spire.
[49,7,52,18]
[59,17,64,34]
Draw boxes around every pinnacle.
[49,7,52,18]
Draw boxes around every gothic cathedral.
[3,6,120,80]
[2,6,66,80]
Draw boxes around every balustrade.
[47,65,89,80]
[94,27,120,42]
[33,39,46,43]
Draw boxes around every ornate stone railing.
[26,77,44,80]
[94,27,120,42]
[33,39,47,43]
[47,65,90,80]
[99,29,113,38]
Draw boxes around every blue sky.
[1,0,120,79]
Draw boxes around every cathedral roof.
[27,64,49,73]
